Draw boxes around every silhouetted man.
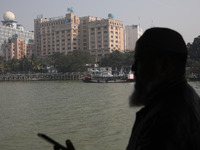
[127,27,200,150]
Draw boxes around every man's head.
[129,27,188,107]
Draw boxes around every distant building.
[0,11,34,55]
[88,15,124,62]
[124,25,143,51]
[34,12,80,58]
[34,10,124,62]
[2,37,27,61]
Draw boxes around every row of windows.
[91,26,107,31]
[109,21,123,27]
[41,46,79,53]
[41,20,64,27]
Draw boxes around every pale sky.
[0,0,200,43]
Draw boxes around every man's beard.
[129,79,147,107]
[129,75,161,107]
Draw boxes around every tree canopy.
[54,50,94,72]
[187,36,200,73]
[98,50,134,69]
[187,36,200,61]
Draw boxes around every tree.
[54,50,94,73]
[7,58,20,73]
[0,56,5,73]
[19,56,31,73]
[69,50,94,72]
[123,51,135,66]
[98,50,134,69]
[187,36,200,61]
[30,54,45,73]
[55,53,71,72]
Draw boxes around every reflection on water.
[0,81,138,150]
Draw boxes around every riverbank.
[0,73,83,81]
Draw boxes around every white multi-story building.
[124,25,143,51]
[0,11,34,55]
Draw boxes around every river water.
[0,81,199,150]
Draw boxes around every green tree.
[69,50,94,72]
[8,58,20,73]
[19,56,31,73]
[55,50,94,73]
[0,56,5,73]
[187,36,200,61]
[55,53,71,72]
[99,50,125,69]
[30,54,43,72]
[123,51,135,66]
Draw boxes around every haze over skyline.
[0,0,200,43]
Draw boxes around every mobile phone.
[38,133,68,150]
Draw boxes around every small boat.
[82,71,134,83]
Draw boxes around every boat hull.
[82,77,134,83]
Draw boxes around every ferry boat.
[82,71,134,83]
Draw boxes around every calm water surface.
[0,81,199,150]
[0,81,139,150]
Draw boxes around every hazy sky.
[0,0,200,43]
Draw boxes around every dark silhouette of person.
[127,27,200,150]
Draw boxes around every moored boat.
[82,71,134,83]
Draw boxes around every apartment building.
[124,25,143,51]
[34,10,124,62]
[26,41,35,58]
[34,12,80,58]
[79,16,99,52]
[88,18,124,61]
[2,37,27,61]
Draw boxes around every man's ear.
[156,56,173,80]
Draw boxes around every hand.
[53,139,75,150]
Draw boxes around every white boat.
[82,71,134,83]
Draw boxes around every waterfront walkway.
[0,73,83,81]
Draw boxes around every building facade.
[1,37,27,61]
[0,11,34,55]
[34,11,124,62]
[88,18,124,61]
[34,12,80,58]
[124,25,143,51]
